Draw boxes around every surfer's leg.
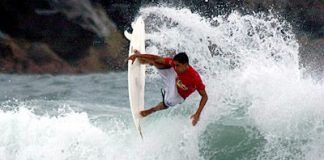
[140,102,167,117]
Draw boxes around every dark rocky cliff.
[0,0,128,74]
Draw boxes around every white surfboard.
[124,16,145,138]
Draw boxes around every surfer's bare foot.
[140,109,154,117]
[140,102,167,117]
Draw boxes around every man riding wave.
[127,50,208,126]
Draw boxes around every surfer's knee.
[164,100,178,108]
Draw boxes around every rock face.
[0,0,128,74]
[0,37,74,74]
[0,0,322,74]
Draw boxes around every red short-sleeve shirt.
[164,57,205,99]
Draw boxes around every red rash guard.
[164,57,205,99]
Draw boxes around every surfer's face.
[174,60,189,73]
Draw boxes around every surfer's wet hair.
[173,52,189,64]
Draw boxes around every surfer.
[127,50,208,126]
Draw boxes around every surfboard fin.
[138,125,144,140]
[131,22,135,29]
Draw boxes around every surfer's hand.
[190,113,200,126]
[127,55,137,64]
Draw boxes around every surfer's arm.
[190,89,208,126]
[129,54,162,63]
[128,50,172,68]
